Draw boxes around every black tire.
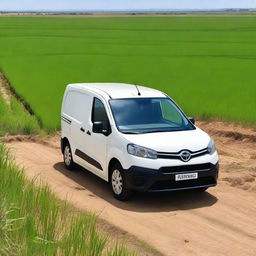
[63,142,76,170]
[110,163,132,201]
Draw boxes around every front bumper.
[124,162,219,192]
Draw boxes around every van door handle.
[80,127,85,132]
[86,130,91,136]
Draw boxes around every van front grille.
[157,148,208,161]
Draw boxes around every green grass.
[0,94,40,136]
[0,143,135,255]
[0,17,255,131]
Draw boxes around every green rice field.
[0,16,255,131]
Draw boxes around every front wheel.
[63,143,76,170]
[111,163,132,201]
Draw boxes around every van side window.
[64,91,90,122]
[92,98,110,129]
[160,101,183,124]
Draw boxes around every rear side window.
[92,98,109,129]
[63,91,90,122]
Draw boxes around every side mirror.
[188,117,195,125]
[92,122,103,133]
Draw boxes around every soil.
[198,120,256,192]
[4,120,256,256]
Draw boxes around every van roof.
[67,83,166,99]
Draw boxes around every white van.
[61,83,219,200]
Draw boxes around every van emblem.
[180,150,191,162]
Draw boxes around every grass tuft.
[0,143,136,255]
[0,94,40,136]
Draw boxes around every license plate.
[175,173,198,181]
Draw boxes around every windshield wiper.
[141,130,170,134]
[123,130,166,134]
[122,131,141,134]
[123,129,177,134]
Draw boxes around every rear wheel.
[63,143,76,170]
[111,163,132,201]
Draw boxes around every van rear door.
[63,90,92,160]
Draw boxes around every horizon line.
[1,7,255,13]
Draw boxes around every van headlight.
[207,139,216,155]
[127,144,157,159]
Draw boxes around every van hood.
[122,127,210,153]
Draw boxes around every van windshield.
[109,98,195,134]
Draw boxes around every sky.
[0,0,256,11]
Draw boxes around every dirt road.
[5,121,256,256]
